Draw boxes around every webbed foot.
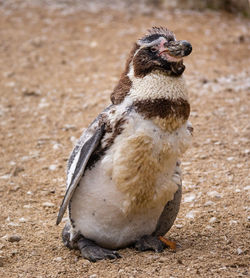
[135,235,165,253]
[77,236,122,262]
[62,222,78,249]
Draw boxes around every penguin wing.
[56,123,105,225]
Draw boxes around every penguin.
[56,27,193,262]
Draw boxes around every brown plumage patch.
[133,98,190,120]
[152,117,184,132]
[111,74,132,105]
[112,135,177,214]
[102,117,127,150]
[111,43,139,104]
[110,45,135,104]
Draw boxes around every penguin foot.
[62,222,78,250]
[135,235,165,253]
[77,236,122,262]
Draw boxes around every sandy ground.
[0,1,249,277]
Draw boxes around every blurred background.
[0,1,249,277]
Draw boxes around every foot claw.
[159,236,177,250]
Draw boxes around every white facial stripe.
[137,36,166,47]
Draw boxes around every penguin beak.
[159,40,192,62]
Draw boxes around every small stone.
[237,248,243,255]
[0,175,10,180]
[207,191,222,199]
[209,217,217,223]
[204,200,215,207]
[90,41,97,48]
[186,210,196,219]
[49,165,57,171]
[42,202,55,207]
[177,258,183,264]
[53,143,61,150]
[62,124,76,131]
[7,222,19,227]
[89,275,98,278]
[227,157,234,161]
[8,235,21,242]
[229,220,238,225]
[22,88,41,97]
[54,257,62,262]
[242,148,249,155]
[183,194,196,203]
[200,154,208,159]
[11,249,18,256]
[118,269,124,274]
[9,185,20,192]
[19,217,27,223]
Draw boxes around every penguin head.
[131,27,192,77]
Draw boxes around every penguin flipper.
[56,124,105,225]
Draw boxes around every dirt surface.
[0,1,249,277]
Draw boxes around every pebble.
[8,235,21,242]
[183,193,196,203]
[54,257,62,262]
[227,157,234,161]
[7,222,19,227]
[42,202,55,207]
[90,41,97,48]
[186,210,196,219]
[9,185,20,192]
[49,165,57,171]
[62,124,76,131]
[237,248,243,255]
[53,143,61,150]
[204,200,215,206]
[229,220,238,225]
[207,191,222,199]
[209,217,217,223]
[0,175,10,180]
[19,217,27,223]
[89,275,98,278]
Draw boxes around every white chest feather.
[128,68,188,101]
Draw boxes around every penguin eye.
[151,46,158,53]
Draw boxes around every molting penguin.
[56,27,193,262]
